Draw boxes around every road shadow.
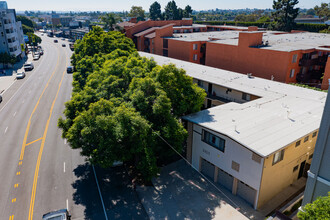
[72,163,148,220]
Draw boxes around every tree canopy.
[272,0,300,31]
[16,16,34,29]
[149,1,162,20]
[100,13,121,31]
[59,27,206,180]
[314,3,330,19]
[298,193,330,220]
[128,6,145,21]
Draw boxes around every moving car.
[66,66,74,73]
[42,209,71,220]
[23,62,34,71]
[16,72,25,79]
[62,44,66,47]
[54,39,58,43]
[33,55,40,60]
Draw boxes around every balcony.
[4,23,13,30]
[299,58,318,66]
[207,93,238,104]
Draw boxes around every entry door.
[208,83,213,94]
[298,161,306,179]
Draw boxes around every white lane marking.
[66,199,69,210]
[1,79,17,96]
[13,111,16,117]
[92,165,108,220]
[4,127,8,133]
[63,162,66,173]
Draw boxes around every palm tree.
[100,13,120,31]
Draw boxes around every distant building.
[0,3,26,61]
[0,1,7,10]
[302,90,330,205]
[295,18,326,24]
[70,28,89,40]
[140,52,327,210]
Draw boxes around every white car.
[24,62,34,71]
[33,55,39,60]
[16,72,25,79]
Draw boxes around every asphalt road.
[0,35,148,220]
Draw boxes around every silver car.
[16,72,25,79]
[42,209,71,220]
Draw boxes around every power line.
[152,128,241,210]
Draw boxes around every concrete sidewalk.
[136,160,253,220]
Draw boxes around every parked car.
[39,50,44,55]
[0,94,2,103]
[61,38,65,41]
[42,209,71,220]
[62,44,66,47]
[66,66,74,73]
[33,55,40,60]
[54,39,58,43]
[34,51,40,56]
[24,62,34,71]
[16,72,25,79]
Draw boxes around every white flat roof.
[139,52,328,157]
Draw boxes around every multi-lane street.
[0,35,148,220]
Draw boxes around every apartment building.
[0,2,25,60]
[126,20,330,90]
[139,52,327,210]
[302,91,330,205]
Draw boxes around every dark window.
[295,140,301,147]
[231,161,240,172]
[242,93,251,101]
[293,165,299,172]
[162,49,168,57]
[309,154,313,160]
[312,131,317,138]
[202,130,225,152]
[273,149,285,165]
[163,39,168,48]
[304,136,309,143]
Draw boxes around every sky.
[7,0,326,12]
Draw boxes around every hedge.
[194,20,328,32]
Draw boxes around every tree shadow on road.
[72,163,148,220]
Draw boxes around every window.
[304,136,309,142]
[163,39,168,48]
[273,149,285,165]
[152,48,154,54]
[312,131,317,138]
[232,161,240,172]
[193,44,198,50]
[242,93,251,101]
[202,130,225,152]
[252,153,262,163]
[162,49,168,57]
[290,69,295,78]
[197,80,203,87]
[292,54,298,63]
[152,39,154,45]
[293,165,299,172]
[193,54,198,61]
[309,154,313,160]
[295,140,301,147]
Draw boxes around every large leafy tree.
[128,6,145,21]
[59,30,206,180]
[183,5,193,18]
[272,0,300,31]
[298,193,330,220]
[149,1,162,20]
[16,16,34,28]
[164,0,179,20]
[100,13,121,31]
[314,3,330,19]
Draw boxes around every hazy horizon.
[8,0,325,12]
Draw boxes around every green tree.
[272,0,300,31]
[298,193,330,219]
[164,0,179,20]
[183,5,193,18]
[22,24,34,34]
[149,1,162,20]
[128,6,145,21]
[314,3,330,19]
[0,52,16,68]
[100,13,121,31]
[16,16,34,29]
[306,8,316,16]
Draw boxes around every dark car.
[0,94,2,103]
[42,209,71,220]
[54,39,58,43]
[62,44,66,47]
[67,66,74,73]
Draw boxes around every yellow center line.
[19,47,60,161]
[25,138,43,147]
[28,56,68,220]
[9,215,14,220]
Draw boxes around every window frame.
[273,149,285,165]
[304,136,309,143]
[312,131,317,138]
[202,130,225,152]
[193,54,198,61]
[290,69,295,78]
[292,54,298,63]
[193,43,198,50]
[295,140,301,147]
